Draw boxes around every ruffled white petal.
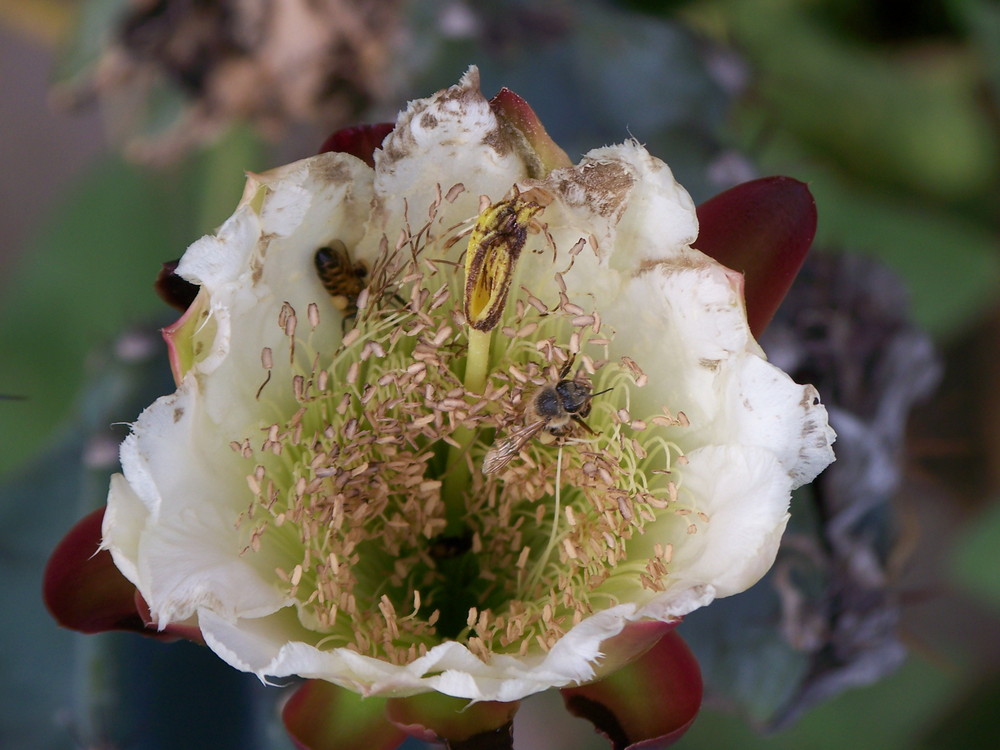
[199,581,718,703]
[728,356,836,487]
[373,67,530,233]
[174,152,376,434]
[582,141,698,269]
[102,473,146,587]
[198,604,617,700]
[106,382,288,627]
[663,444,792,596]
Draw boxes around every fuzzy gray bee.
[482,358,610,474]
[314,240,367,317]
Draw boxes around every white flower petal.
[108,384,288,627]
[199,602,651,701]
[580,141,698,269]
[177,206,261,292]
[516,142,699,309]
[728,356,836,487]
[665,444,792,597]
[374,67,530,229]
[102,473,146,587]
[176,153,375,433]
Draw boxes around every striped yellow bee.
[314,240,367,318]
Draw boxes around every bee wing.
[482,419,548,474]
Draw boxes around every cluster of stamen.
[231,185,705,665]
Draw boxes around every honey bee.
[314,240,367,317]
[482,358,611,474]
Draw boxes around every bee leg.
[340,311,358,335]
[558,353,576,379]
[571,413,597,435]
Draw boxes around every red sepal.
[561,630,702,749]
[44,507,201,641]
[43,507,147,635]
[133,590,205,643]
[591,619,678,676]
[155,259,199,312]
[387,693,519,748]
[488,88,572,175]
[318,123,395,167]
[282,679,405,750]
[695,176,817,337]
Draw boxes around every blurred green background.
[1,0,998,748]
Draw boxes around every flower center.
[233,187,699,664]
